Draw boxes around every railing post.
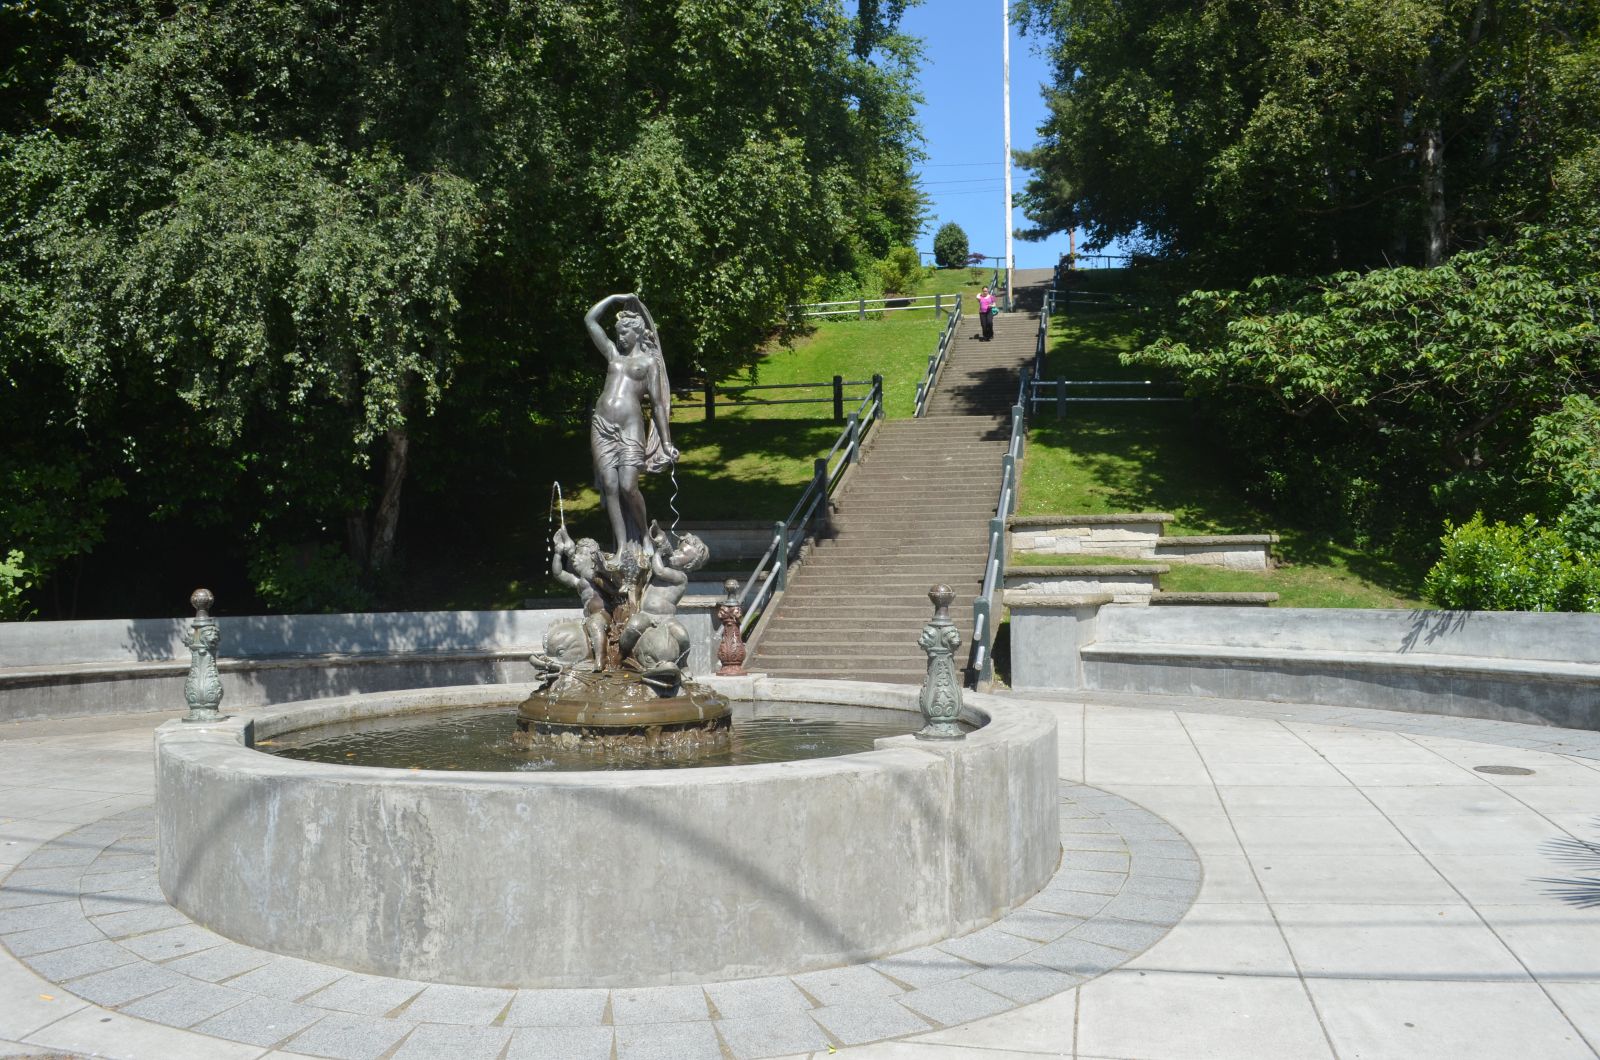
[1056,377,1066,418]
[873,373,884,419]
[990,517,1007,576]
[832,374,844,422]
[934,292,942,318]
[775,520,788,591]
[704,381,715,422]
[971,595,991,686]
[858,297,866,320]
[846,412,860,463]
[1012,405,1025,464]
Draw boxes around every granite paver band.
[0,781,1199,1060]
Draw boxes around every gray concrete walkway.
[3,691,1599,1059]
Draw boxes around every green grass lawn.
[711,307,956,421]
[1019,305,1426,607]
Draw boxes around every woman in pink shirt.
[978,286,995,341]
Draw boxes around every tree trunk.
[367,427,409,573]
[1421,124,1447,267]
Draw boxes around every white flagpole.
[1003,0,1014,310]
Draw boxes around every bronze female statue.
[585,293,678,554]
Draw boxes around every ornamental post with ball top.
[182,589,224,723]
[917,584,965,740]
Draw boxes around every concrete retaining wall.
[1006,599,1600,729]
[155,678,1059,987]
[0,604,725,723]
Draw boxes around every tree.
[932,222,970,269]
[0,0,927,615]
[1132,219,1600,542]
[1014,0,1600,280]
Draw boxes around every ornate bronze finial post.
[917,584,965,740]
[715,578,748,676]
[182,589,224,723]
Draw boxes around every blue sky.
[899,0,1074,270]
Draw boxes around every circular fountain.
[152,294,1060,989]
[155,679,1057,987]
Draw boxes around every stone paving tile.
[193,995,324,1048]
[1099,892,1197,926]
[65,959,184,1007]
[88,903,190,939]
[1064,849,1131,872]
[716,1012,833,1058]
[899,978,1014,1027]
[504,1025,615,1060]
[4,921,105,958]
[303,974,428,1018]
[1130,855,1203,881]
[937,924,1038,966]
[870,945,979,989]
[1029,936,1131,978]
[502,987,608,1027]
[0,884,69,912]
[1123,872,1203,900]
[388,1022,509,1060]
[0,900,87,935]
[610,983,710,1024]
[75,868,153,894]
[77,890,159,918]
[967,959,1083,1005]
[614,1019,724,1060]
[285,1012,415,1060]
[396,982,513,1025]
[2,866,86,893]
[120,980,248,1027]
[993,907,1082,943]
[1060,831,1129,852]
[24,939,137,981]
[164,941,276,983]
[810,997,932,1046]
[119,923,226,962]
[1071,916,1179,953]
[1027,887,1113,918]
[703,975,813,1018]
[789,963,905,1006]
[1045,868,1126,895]
[226,957,347,1003]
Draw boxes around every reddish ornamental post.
[715,579,748,676]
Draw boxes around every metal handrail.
[913,293,964,417]
[737,377,885,637]
[969,396,1025,687]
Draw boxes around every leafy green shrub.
[876,246,922,294]
[0,550,38,621]
[248,542,373,614]
[1423,514,1600,612]
[933,222,969,269]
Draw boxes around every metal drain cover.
[1474,765,1535,776]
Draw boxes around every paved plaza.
[3,690,1599,1059]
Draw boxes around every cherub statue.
[529,526,612,682]
[619,521,709,693]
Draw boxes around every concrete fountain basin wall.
[155,677,1059,988]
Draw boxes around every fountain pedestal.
[515,669,730,751]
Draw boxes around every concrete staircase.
[750,275,1050,683]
